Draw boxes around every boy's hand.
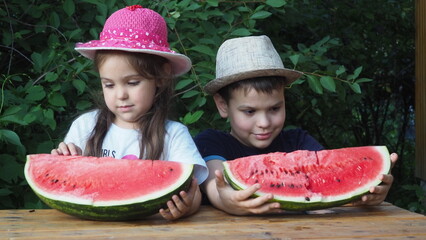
[214,170,283,215]
[51,142,82,156]
[159,178,201,220]
[352,153,398,206]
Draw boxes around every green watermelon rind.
[223,146,391,211]
[25,156,194,221]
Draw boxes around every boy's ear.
[213,93,229,118]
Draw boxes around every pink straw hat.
[75,5,191,76]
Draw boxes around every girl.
[51,5,208,220]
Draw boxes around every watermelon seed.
[54,179,58,183]
[72,184,76,188]
[336,178,341,182]
[169,168,173,171]
[305,197,310,201]
[270,183,275,187]
[45,173,49,177]
[290,184,295,188]
[255,179,259,183]
[265,169,269,174]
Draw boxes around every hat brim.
[75,46,192,77]
[204,68,303,95]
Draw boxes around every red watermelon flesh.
[223,146,390,210]
[24,154,194,220]
[26,154,191,204]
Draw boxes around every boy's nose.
[256,114,271,128]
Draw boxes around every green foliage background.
[1,0,423,213]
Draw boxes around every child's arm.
[159,178,201,220]
[352,153,398,206]
[51,142,82,156]
[202,160,283,215]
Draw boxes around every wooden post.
[415,0,426,181]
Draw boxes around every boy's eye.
[271,106,281,112]
[243,109,255,115]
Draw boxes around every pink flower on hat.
[74,5,192,76]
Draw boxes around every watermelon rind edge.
[223,146,391,211]
[24,155,194,221]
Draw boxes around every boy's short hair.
[217,76,287,103]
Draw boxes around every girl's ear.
[213,93,229,118]
[157,63,172,87]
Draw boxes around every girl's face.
[99,54,157,129]
[215,87,286,149]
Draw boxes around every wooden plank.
[416,0,426,180]
[0,204,425,239]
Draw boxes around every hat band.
[99,28,171,51]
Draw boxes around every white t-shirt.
[64,110,208,184]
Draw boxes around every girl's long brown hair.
[83,50,174,160]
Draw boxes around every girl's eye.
[128,81,140,86]
[103,83,114,88]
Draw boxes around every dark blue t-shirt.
[194,128,324,161]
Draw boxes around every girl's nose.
[117,86,128,99]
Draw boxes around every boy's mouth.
[254,132,272,140]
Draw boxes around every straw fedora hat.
[75,5,191,77]
[204,35,302,94]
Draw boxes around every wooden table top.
[0,203,425,239]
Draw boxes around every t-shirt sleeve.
[164,122,208,184]
[194,129,228,161]
[63,111,97,152]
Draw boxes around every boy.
[194,35,397,215]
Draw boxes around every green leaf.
[25,86,46,102]
[49,12,60,28]
[320,76,336,92]
[72,79,87,94]
[355,78,373,83]
[0,189,12,196]
[181,90,199,99]
[206,0,219,7]
[266,0,287,8]
[48,92,67,106]
[63,0,75,17]
[353,66,363,79]
[175,79,193,90]
[190,45,215,57]
[250,11,272,20]
[182,110,204,125]
[349,82,361,94]
[230,28,251,37]
[45,72,58,82]
[306,75,323,94]
[76,100,92,110]
[335,65,346,76]
[289,54,300,66]
[0,129,23,147]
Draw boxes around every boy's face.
[214,87,286,149]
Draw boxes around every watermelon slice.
[24,154,194,220]
[223,146,391,211]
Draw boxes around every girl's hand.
[352,153,398,206]
[214,170,283,215]
[51,142,82,156]
[159,178,201,220]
